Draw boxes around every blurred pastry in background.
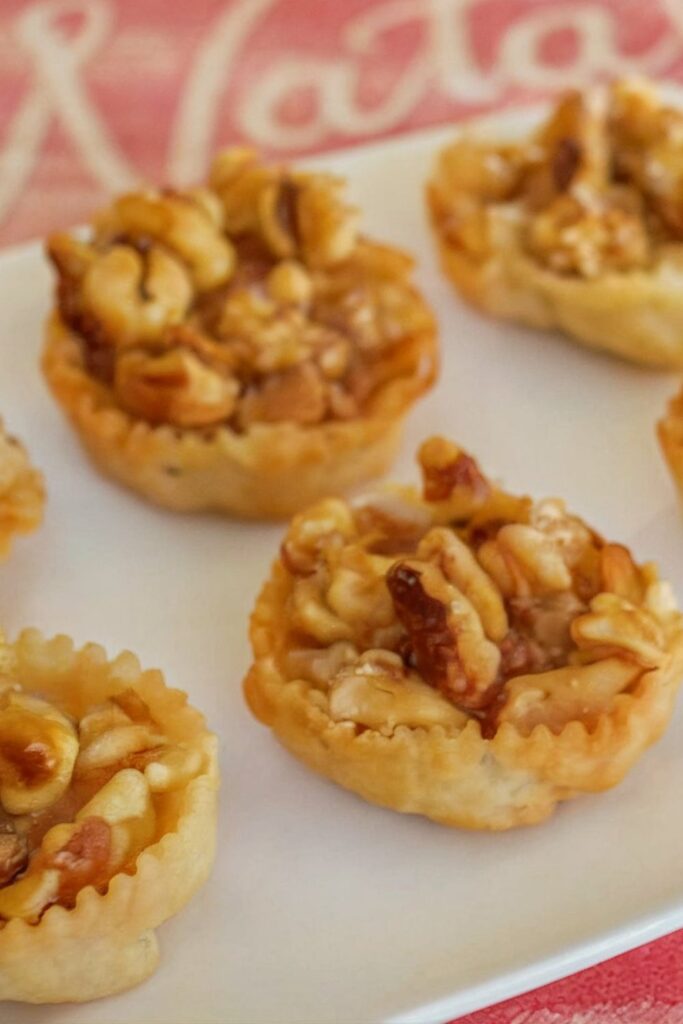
[428,78,683,368]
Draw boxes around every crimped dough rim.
[42,310,437,517]
[0,629,219,1003]
[246,561,683,829]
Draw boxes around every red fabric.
[2,1,683,1018]
[460,932,683,1022]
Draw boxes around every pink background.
[2,1,683,1019]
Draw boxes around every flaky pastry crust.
[43,150,437,519]
[0,422,44,558]
[0,630,218,1003]
[428,79,683,368]
[245,438,683,829]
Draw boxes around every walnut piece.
[386,560,500,710]
[0,692,78,816]
[114,345,239,427]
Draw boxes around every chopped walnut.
[328,650,469,732]
[281,498,357,576]
[498,657,643,736]
[48,237,194,347]
[209,147,273,235]
[571,593,668,669]
[526,192,650,278]
[0,691,78,816]
[47,816,112,907]
[352,488,433,555]
[288,546,400,650]
[115,345,240,427]
[238,363,327,426]
[417,437,491,524]
[285,642,359,687]
[522,89,610,209]
[98,189,235,292]
[267,260,313,306]
[386,560,501,710]
[521,86,653,275]
[610,78,683,237]
[417,527,508,642]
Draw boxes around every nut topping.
[0,677,205,924]
[277,438,677,737]
[48,149,432,432]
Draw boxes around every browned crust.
[43,311,438,519]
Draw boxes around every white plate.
[4,109,683,1024]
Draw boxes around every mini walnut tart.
[0,630,218,1003]
[245,437,683,829]
[0,421,43,559]
[43,149,437,519]
[428,78,683,368]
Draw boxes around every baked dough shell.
[428,185,683,369]
[0,629,218,1004]
[245,562,683,830]
[43,312,438,519]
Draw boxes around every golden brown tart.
[44,149,437,519]
[0,630,218,1003]
[0,421,43,559]
[428,79,683,367]
[245,437,683,829]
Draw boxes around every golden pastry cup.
[246,561,683,830]
[0,629,218,1004]
[245,434,683,830]
[0,423,44,559]
[43,311,436,520]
